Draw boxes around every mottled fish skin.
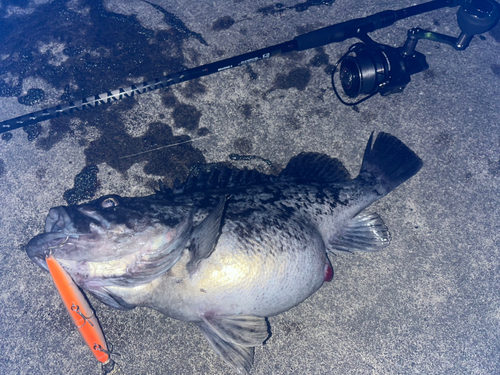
[26,132,423,374]
[139,179,376,321]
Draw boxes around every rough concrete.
[0,0,499,374]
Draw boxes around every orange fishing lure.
[46,254,110,364]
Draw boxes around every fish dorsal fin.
[198,314,269,374]
[168,152,349,195]
[172,163,277,195]
[187,196,228,272]
[278,152,350,183]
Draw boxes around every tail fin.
[359,132,423,195]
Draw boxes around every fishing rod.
[1,0,498,133]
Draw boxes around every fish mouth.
[26,206,100,271]
[25,233,77,271]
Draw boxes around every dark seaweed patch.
[172,104,202,131]
[82,101,205,182]
[0,159,5,177]
[269,67,311,94]
[240,104,252,119]
[35,117,72,151]
[63,165,99,204]
[18,88,45,106]
[161,91,178,108]
[178,80,207,99]
[234,137,253,153]
[23,124,42,142]
[309,48,329,67]
[2,133,13,142]
[197,128,210,137]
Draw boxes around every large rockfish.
[26,132,423,373]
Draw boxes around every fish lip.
[25,232,81,271]
[27,205,107,272]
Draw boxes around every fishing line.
[117,132,217,159]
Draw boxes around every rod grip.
[294,11,397,51]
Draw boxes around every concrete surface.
[0,0,499,374]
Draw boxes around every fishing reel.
[332,0,500,105]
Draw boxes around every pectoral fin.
[328,212,391,254]
[188,196,228,271]
[198,314,269,374]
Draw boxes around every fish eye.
[101,197,119,208]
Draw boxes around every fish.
[26,132,423,374]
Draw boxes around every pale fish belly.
[147,217,328,322]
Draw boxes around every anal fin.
[328,212,391,254]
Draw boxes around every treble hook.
[71,303,94,328]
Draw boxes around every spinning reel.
[332,0,500,105]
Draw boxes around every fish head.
[26,194,191,278]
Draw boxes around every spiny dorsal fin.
[279,152,350,183]
[172,163,277,195]
[165,152,349,196]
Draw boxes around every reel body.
[333,43,429,105]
